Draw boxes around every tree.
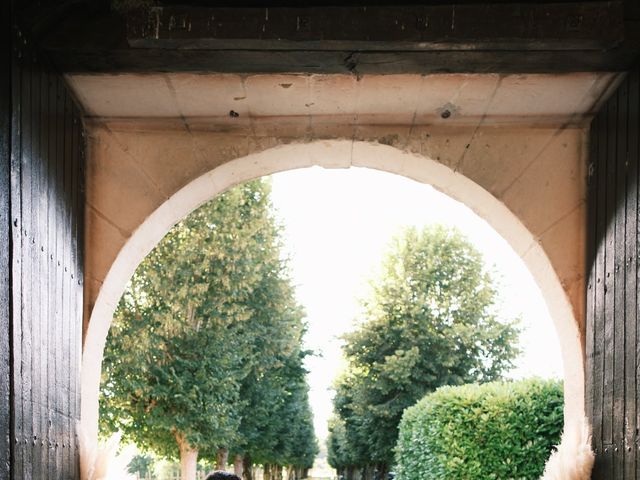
[232,342,318,480]
[127,453,156,478]
[327,373,371,479]
[227,267,308,478]
[201,187,311,475]
[328,225,520,476]
[100,180,312,480]
[327,416,361,479]
[278,374,319,479]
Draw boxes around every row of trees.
[327,226,521,479]
[100,180,318,480]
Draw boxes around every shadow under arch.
[81,139,583,445]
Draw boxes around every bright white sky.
[269,166,563,442]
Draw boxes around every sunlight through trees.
[100,180,317,480]
[328,226,521,479]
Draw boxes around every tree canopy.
[100,179,317,479]
[328,225,520,476]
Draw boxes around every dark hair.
[205,472,241,480]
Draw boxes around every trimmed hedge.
[396,379,563,480]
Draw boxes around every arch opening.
[81,139,584,449]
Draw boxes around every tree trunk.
[378,463,388,480]
[354,466,361,480]
[234,454,244,478]
[243,455,253,480]
[264,464,272,480]
[175,432,198,480]
[216,447,229,470]
[364,465,372,480]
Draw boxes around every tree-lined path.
[100,180,317,480]
[99,173,557,480]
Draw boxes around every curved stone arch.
[81,139,583,444]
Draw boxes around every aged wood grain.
[0,0,12,477]
[588,66,640,479]
[40,2,640,74]
[5,26,85,479]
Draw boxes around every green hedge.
[396,379,563,480]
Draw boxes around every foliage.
[327,226,520,472]
[127,453,156,477]
[327,417,356,470]
[100,179,317,469]
[228,275,317,469]
[230,342,318,470]
[396,379,564,480]
[279,375,319,468]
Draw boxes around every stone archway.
[80,136,586,446]
[67,71,619,451]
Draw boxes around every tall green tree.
[231,341,318,480]
[100,180,312,480]
[328,225,520,477]
[277,371,319,479]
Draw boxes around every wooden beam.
[41,2,640,74]
[47,47,640,74]
[127,2,624,51]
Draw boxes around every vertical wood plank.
[613,76,628,477]
[10,29,23,480]
[54,76,65,479]
[38,64,49,480]
[586,112,598,437]
[75,114,85,480]
[29,56,42,480]
[59,88,68,480]
[70,111,81,479]
[603,93,618,479]
[0,1,12,477]
[20,45,33,480]
[46,72,57,476]
[63,90,73,479]
[625,68,639,479]
[592,94,609,478]
[634,66,640,480]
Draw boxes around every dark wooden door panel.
[587,67,640,478]
[3,21,85,480]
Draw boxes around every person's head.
[205,472,241,480]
